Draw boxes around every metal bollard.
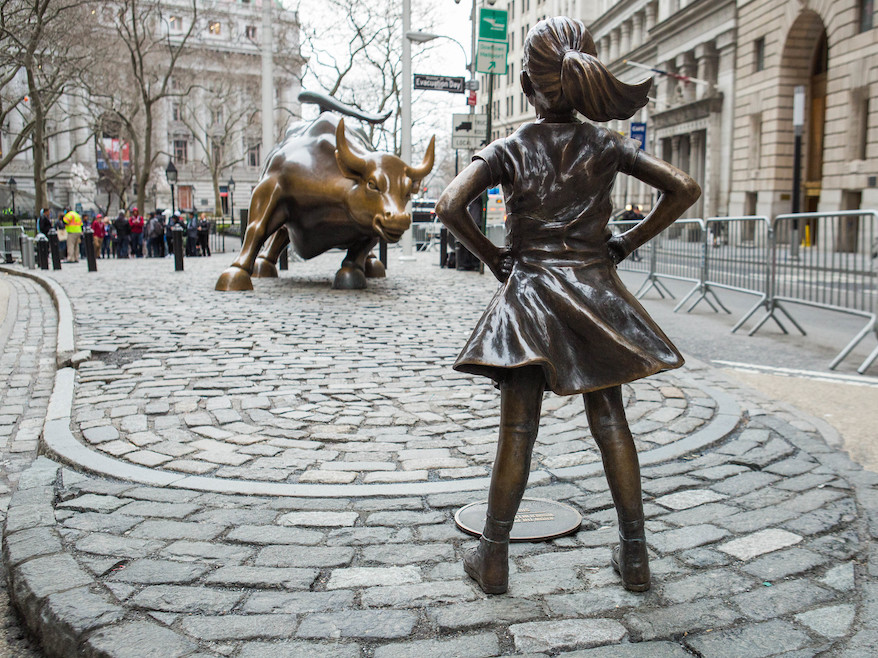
[47,229,62,270]
[36,234,49,270]
[172,225,184,271]
[440,228,448,268]
[19,236,34,269]
[278,245,288,270]
[84,227,97,272]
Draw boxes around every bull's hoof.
[365,255,386,278]
[332,265,367,290]
[252,258,279,278]
[216,266,254,291]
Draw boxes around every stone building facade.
[730,0,878,217]
[1,0,301,218]
[479,0,876,217]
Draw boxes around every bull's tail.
[298,90,392,125]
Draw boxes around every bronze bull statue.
[216,97,435,291]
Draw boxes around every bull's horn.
[335,118,368,177]
[406,135,435,181]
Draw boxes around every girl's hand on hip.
[489,247,514,283]
[606,235,631,265]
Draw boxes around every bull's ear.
[405,135,435,182]
[335,118,368,181]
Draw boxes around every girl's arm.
[436,160,513,282]
[608,151,701,263]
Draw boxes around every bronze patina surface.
[216,92,435,291]
[455,498,583,542]
[436,17,701,596]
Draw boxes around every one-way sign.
[414,74,465,94]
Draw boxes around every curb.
[6,265,744,498]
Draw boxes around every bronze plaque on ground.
[454,498,582,542]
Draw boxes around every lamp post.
[399,0,415,261]
[791,85,805,260]
[7,177,16,226]
[227,176,236,225]
[165,159,177,216]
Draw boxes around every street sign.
[476,40,508,74]
[452,113,488,150]
[467,90,477,106]
[478,8,508,42]
[413,74,465,94]
[630,121,647,149]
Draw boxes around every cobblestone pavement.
[0,274,56,657]
[2,253,877,657]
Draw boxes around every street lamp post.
[227,176,236,225]
[165,160,177,216]
[8,177,17,226]
[791,85,805,260]
[400,0,415,261]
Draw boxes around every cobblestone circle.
[1,253,877,657]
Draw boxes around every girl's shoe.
[463,535,509,594]
[611,520,650,592]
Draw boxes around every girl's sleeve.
[616,134,642,175]
[472,138,508,187]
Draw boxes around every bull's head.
[335,118,435,243]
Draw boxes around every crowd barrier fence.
[615,210,877,374]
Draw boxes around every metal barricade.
[622,218,706,303]
[749,210,877,373]
[1,226,25,263]
[695,216,774,330]
[610,219,652,277]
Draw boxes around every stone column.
[620,20,632,56]
[690,130,706,217]
[661,60,678,108]
[645,1,657,32]
[610,27,620,62]
[632,12,644,50]
[677,51,697,104]
[695,41,718,100]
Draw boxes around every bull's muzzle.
[373,212,411,243]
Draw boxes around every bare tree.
[84,0,198,213]
[178,75,257,216]
[0,0,97,210]
[293,0,441,156]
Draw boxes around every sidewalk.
[1,252,876,657]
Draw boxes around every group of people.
[37,207,212,262]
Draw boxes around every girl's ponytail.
[524,16,651,122]
[561,51,652,122]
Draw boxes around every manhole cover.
[454,498,582,542]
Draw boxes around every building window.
[852,91,870,160]
[171,103,182,122]
[169,16,182,33]
[754,37,765,72]
[173,139,188,164]
[245,25,257,40]
[210,107,223,125]
[208,21,221,36]
[860,0,874,32]
[247,143,260,167]
[178,185,193,211]
[748,114,762,171]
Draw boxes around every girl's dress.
[454,120,683,395]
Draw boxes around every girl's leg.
[584,386,650,591]
[464,366,544,594]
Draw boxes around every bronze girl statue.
[436,17,700,594]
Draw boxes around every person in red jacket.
[129,207,145,258]
[91,214,106,257]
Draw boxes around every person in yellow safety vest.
[63,208,83,262]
